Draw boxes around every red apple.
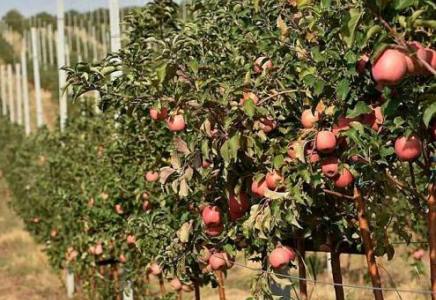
[202,160,212,168]
[119,254,127,263]
[51,230,57,238]
[334,167,354,188]
[283,246,296,261]
[95,244,103,255]
[428,49,436,70]
[266,170,284,190]
[209,252,228,270]
[357,54,369,74]
[228,192,250,214]
[170,278,182,291]
[142,200,152,212]
[254,56,273,73]
[251,178,269,197]
[229,210,244,222]
[149,107,168,121]
[115,204,123,214]
[305,148,321,163]
[301,109,319,129]
[316,131,337,153]
[150,263,162,275]
[395,135,422,162]
[332,116,361,136]
[168,114,186,132]
[362,106,383,131]
[205,224,224,237]
[198,247,212,263]
[404,42,432,75]
[413,248,425,260]
[145,171,159,182]
[202,205,222,227]
[260,117,277,134]
[288,142,297,159]
[240,92,259,106]
[269,248,290,269]
[182,284,194,292]
[127,235,136,245]
[88,198,95,207]
[321,157,339,178]
[371,49,408,85]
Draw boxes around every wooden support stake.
[216,270,226,300]
[297,238,307,300]
[331,252,344,300]
[427,182,436,300]
[354,187,384,300]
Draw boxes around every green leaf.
[273,155,284,170]
[336,79,350,101]
[392,0,415,10]
[188,60,198,75]
[314,80,325,96]
[242,98,256,118]
[376,0,390,10]
[156,63,167,84]
[423,101,436,127]
[366,25,383,42]
[342,9,364,48]
[346,101,371,118]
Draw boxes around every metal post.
[41,26,48,69]
[109,0,122,78]
[0,65,6,116]
[31,28,44,127]
[48,24,55,66]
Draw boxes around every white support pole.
[123,281,133,300]
[66,266,74,298]
[101,23,107,56]
[109,0,122,78]
[21,39,31,135]
[31,28,44,128]
[15,64,23,125]
[7,65,14,123]
[48,24,55,66]
[80,19,89,60]
[41,26,48,69]
[183,2,187,20]
[74,16,81,60]
[57,0,67,132]
[0,65,6,116]
[92,26,98,62]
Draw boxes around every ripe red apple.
[288,142,297,159]
[283,246,296,261]
[168,114,186,132]
[301,109,319,129]
[142,200,152,212]
[149,107,168,121]
[51,230,57,238]
[404,42,432,75]
[240,92,259,106]
[269,248,291,269]
[371,49,408,85]
[229,210,244,222]
[202,205,222,227]
[95,244,103,256]
[127,235,136,245]
[88,198,95,207]
[321,157,339,178]
[316,131,337,153]
[413,248,425,260]
[429,49,436,70]
[334,167,354,188]
[119,254,127,263]
[170,278,182,291]
[100,192,109,200]
[209,252,228,270]
[115,204,123,214]
[362,106,383,131]
[332,116,361,136]
[200,263,213,274]
[228,192,250,214]
[88,246,96,254]
[432,122,436,139]
[202,160,212,168]
[305,148,321,163]
[145,171,159,182]
[205,224,224,236]
[150,263,162,275]
[266,170,284,190]
[254,56,273,73]
[251,178,269,197]
[260,117,277,134]
[395,135,422,162]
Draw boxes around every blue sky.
[0,0,174,18]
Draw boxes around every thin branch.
[384,170,426,203]
[258,89,298,105]
[323,189,356,201]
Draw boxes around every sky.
[0,0,164,18]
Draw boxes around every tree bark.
[194,280,201,300]
[159,274,166,296]
[297,238,308,300]
[216,270,227,300]
[427,183,436,300]
[354,187,384,300]
[331,252,344,300]
[177,290,183,300]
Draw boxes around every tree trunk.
[177,290,183,300]
[427,183,436,300]
[144,272,151,297]
[159,274,166,296]
[331,252,344,300]
[194,280,201,300]
[354,187,384,300]
[216,270,226,300]
[112,266,121,300]
[297,238,308,300]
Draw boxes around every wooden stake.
[216,270,226,300]
[331,252,344,300]
[297,238,307,300]
[354,187,384,300]
[194,280,201,300]
[427,182,436,300]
